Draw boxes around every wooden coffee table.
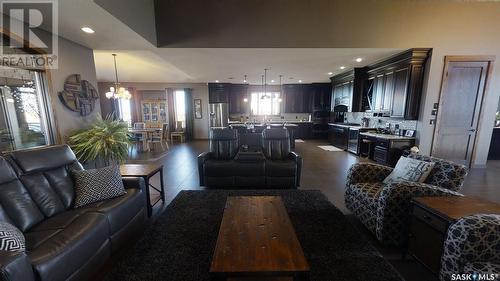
[210,196,310,281]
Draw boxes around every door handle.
[469,129,476,132]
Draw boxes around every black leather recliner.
[198,128,266,187]
[0,145,147,281]
[198,128,302,189]
[262,128,302,188]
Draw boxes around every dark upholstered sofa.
[198,128,302,189]
[0,145,147,281]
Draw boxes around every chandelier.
[105,54,131,100]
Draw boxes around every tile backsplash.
[345,112,417,131]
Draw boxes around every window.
[174,90,185,128]
[250,92,281,115]
[0,68,54,152]
[118,98,131,126]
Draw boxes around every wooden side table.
[120,164,165,217]
[408,196,500,275]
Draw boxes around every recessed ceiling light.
[298,80,302,83]
[340,66,346,70]
[328,72,333,75]
[271,80,275,83]
[355,58,363,62]
[81,26,95,34]
[215,80,219,83]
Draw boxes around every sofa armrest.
[197,152,213,186]
[288,152,302,187]
[346,163,393,187]
[440,214,500,281]
[0,252,34,281]
[376,181,463,245]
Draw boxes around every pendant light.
[105,54,131,100]
[278,75,283,103]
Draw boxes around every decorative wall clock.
[58,74,99,116]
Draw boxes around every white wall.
[48,37,100,141]
[98,82,210,139]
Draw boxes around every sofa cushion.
[26,212,110,281]
[262,128,290,161]
[209,128,239,160]
[8,145,78,174]
[204,160,239,176]
[73,166,126,208]
[0,222,25,252]
[81,188,144,235]
[6,145,84,213]
[18,172,65,218]
[0,179,45,232]
[407,154,467,191]
[265,160,296,177]
[383,157,435,184]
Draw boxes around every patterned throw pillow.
[73,165,126,208]
[0,222,25,252]
[383,156,435,184]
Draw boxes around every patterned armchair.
[345,155,468,245]
[440,214,500,281]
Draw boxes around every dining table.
[129,128,163,152]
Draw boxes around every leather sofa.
[198,128,301,189]
[0,145,147,281]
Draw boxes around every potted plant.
[68,115,131,167]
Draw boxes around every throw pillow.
[383,157,435,184]
[0,222,25,252]
[73,165,126,208]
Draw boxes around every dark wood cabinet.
[328,124,348,150]
[228,84,249,114]
[283,84,308,113]
[208,83,231,103]
[330,68,368,112]
[311,83,332,110]
[366,48,430,120]
[391,67,410,118]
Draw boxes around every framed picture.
[405,130,415,137]
[194,99,202,119]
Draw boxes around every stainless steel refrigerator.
[209,103,229,128]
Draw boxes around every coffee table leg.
[159,168,165,202]
[144,176,153,217]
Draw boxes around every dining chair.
[148,129,165,151]
[162,123,170,150]
[132,122,148,151]
[171,121,185,143]
[133,122,146,129]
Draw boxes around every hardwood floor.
[138,139,500,281]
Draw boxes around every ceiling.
[55,0,402,83]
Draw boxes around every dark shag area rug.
[104,190,404,281]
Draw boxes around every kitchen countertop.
[360,131,416,140]
[327,123,375,129]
